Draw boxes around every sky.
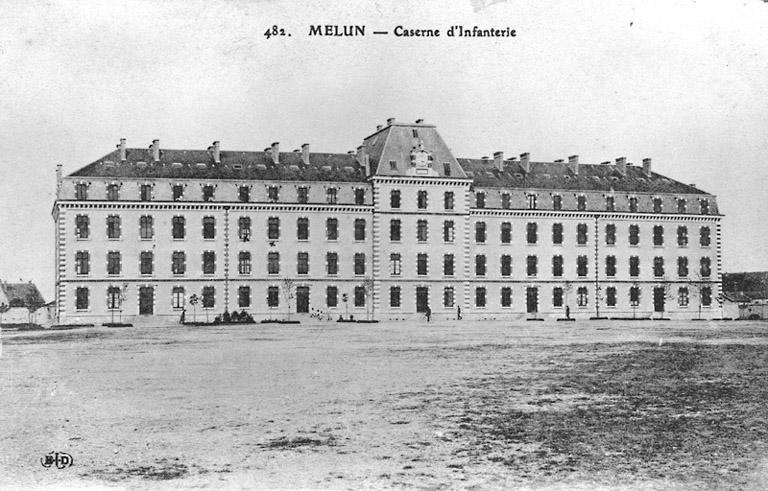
[0,0,767,300]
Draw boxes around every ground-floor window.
[701,286,712,306]
[327,286,338,307]
[475,287,486,307]
[577,287,588,307]
[552,287,563,307]
[139,286,153,315]
[238,286,251,308]
[678,287,689,307]
[501,287,512,307]
[390,287,401,308]
[107,286,121,310]
[76,287,89,310]
[354,286,365,307]
[606,287,617,307]
[267,286,279,307]
[171,286,184,309]
[202,286,215,309]
[630,286,641,307]
[443,287,454,308]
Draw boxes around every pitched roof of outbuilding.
[0,282,46,309]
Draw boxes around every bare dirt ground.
[2,320,768,490]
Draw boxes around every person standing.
[425,305,431,322]
[457,305,462,320]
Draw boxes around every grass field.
[1,320,767,489]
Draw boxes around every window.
[552,223,563,244]
[501,287,512,307]
[417,220,428,242]
[700,199,710,215]
[202,216,215,239]
[238,186,250,203]
[75,287,89,310]
[389,160,397,171]
[552,287,563,307]
[475,255,486,276]
[107,251,121,275]
[326,252,339,275]
[268,217,280,240]
[606,255,616,277]
[268,186,279,202]
[297,217,309,240]
[327,286,338,307]
[297,252,309,275]
[391,190,401,208]
[444,254,455,276]
[552,195,562,211]
[268,252,280,274]
[629,256,640,277]
[172,251,185,275]
[678,256,688,277]
[238,217,251,241]
[677,198,687,214]
[475,287,487,307]
[700,257,712,277]
[701,286,712,306]
[238,286,251,308]
[443,221,455,243]
[239,252,251,275]
[75,251,90,275]
[577,287,588,307]
[390,253,401,276]
[326,187,337,204]
[443,287,454,308]
[526,223,538,244]
[653,225,664,246]
[629,197,638,213]
[172,184,184,201]
[630,286,641,307]
[577,223,588,245]
[297,186,309,204]
[653,197,662,213]
[108,286,122,310]
[475,222,486,243]
[418,190,428,209]
[552,255,563,277]
[606,287,617,307]
[202,251,215,275]
[700,227,711,247]
[107,215,121,239]
[653,257,664,277]
[354,253,366,275]
[444,191,454,210]
[75,215,90,239]
[605,224,616,245]
[390,287,401,307]
[202,286,215,309]
[577,195,587,211]
[577,255,588,277]
[106,184,119,200]
[501,222,512,244]
[526,194,537,210]
[355,188,365,205]
[267,286,279,307]
[354,219,366,241]
[412,128,419,138]
[140,251,154,275]
[475,192,485,208]
[677,226,688,247]
[140,184,152,201]
[678,287,689,307]
[202,185,214,202]
[501,255,512,276]
[75,182,88,200]
[527,255,538,276]
[443,163,451,176]
[139,215,153,240]
[172,216,185,239]
[354,286,365,307]
[501,193,511,209]
[417,253,428,276]
[605,196,615,212]
[326,218,338,240]
[629,224,640,246]
[390,219,401,241]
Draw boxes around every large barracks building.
[53,118,722,324]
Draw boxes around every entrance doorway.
[416,287,429,313]
[296,286,310,313]
[526,287,538,314]
[653,287,666,313]
[139,286,154,315]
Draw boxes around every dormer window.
[75,182,89,200]
[653,197,663,213]
[389,160,397,171]
[677,198,687,214]
[202,185,215,202]
[552,195,562,211]
[140,184,152,202]
[326,187,338,204]
[577,195,587,211]
[412,129,419,138]
[354,188,365,205]
[172,184,184,201]
[106,183,119,201]
[605,196,615,212]
[700,199,710,215]
[629,196,638,213]
[297,186,309,203]
[502,193,511,209]
[268,186,279,202]
[239,186,250,203]
[475,192,485,209]
[443,163,451,176]
[527,193,537,210]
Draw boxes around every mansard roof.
[69,148,367,183]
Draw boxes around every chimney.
[357,145,370,176]
[615,157,627,176]
[493,151,504,171]
[270,142,279,164]
[554,159,564,163]
[150,139,160,162]
[212,141,220,164]
[301,143,310,165]
[386,117,395,126]
[642,158,652,177]
[481,156,489,161]
[117,138,126,161]
[56,163,63,196]
[520,152,530,173]
[415,118,424,124]
[568,155,579,175]
[376,125,382,131]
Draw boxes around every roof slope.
[1,282,46,309]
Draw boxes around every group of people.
[422,305,462,322]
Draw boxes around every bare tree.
[282,278,295,321]
[362,277,374,321]
[688,274,708,320]
[188,294,199,323]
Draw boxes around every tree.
[362,277,374,321]
[282,278,295,321]
[629,280,640,319]
[688,274,707,320]
[657,277,676,319]
[188,294,199,323]
[25,290,45,325]
[563,280,573,318]
[0,302,9,325]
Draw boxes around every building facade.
[53,118,723,324]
